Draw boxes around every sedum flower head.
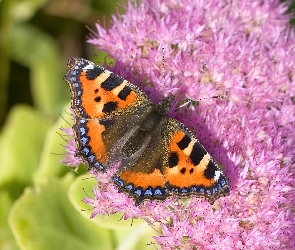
[64,0,295,248]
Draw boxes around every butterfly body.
[64,58,230,205]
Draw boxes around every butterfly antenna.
[176,93,227,110]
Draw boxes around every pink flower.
[60,127,82,167]
[64,0,295,248]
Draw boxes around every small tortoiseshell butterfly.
[64,58,230,205]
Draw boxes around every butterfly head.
[155,96,174,115]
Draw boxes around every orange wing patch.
[64,58,150,120]
[72,118,108,171]
[119,169,165,189]
[79,72,137,118]
[164,128,219,189]
[84,119,108,165]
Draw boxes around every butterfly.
[64,58,230,205]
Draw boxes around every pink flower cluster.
[64,0,295,248]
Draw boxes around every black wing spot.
[102,101,118,113]
[101,73,124,91]
[94,96,101,102]
[118,86,132,100]
[168,152,179,168]
[177,134,191,150]
[180,167,186,174]
[189,168,194,174]
[204,160,218,179]
[190,142,207,166]
[99,119,115,129]
[86,67,104,80]
[94,89,99,93]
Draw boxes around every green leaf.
[9,174,113,250]
[33,104,77,184]
[69,174,145,229]
[69,175,159,249]
[90,50,116,67]
[0,105,49,197]
[10,0,47,23]
[11,24,69,121]
[0,190,18,250]
[114,223,159,250]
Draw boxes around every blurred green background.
[1,0,295,249]
[0,0,124,127]
[0,0,155,249]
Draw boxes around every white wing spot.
[214,170,221,181]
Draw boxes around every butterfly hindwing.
[163,118,230,204]
[113,122,169,205]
